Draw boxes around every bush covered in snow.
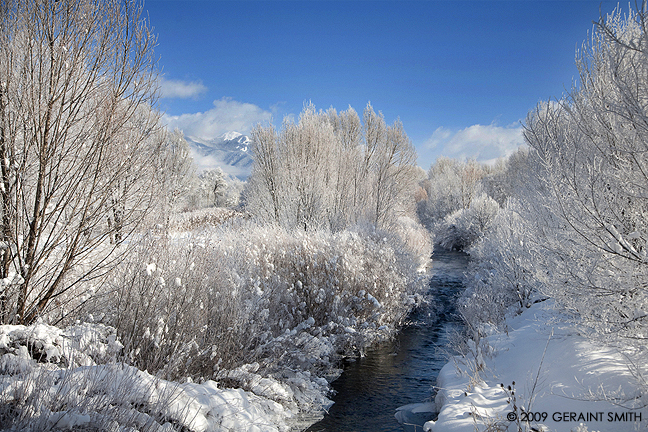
[169,207,247,232]
[458,201,548,330]
[0,323,298,432]
[99,221,428,378]
[392,216,435,272]
[69,218,431,424]
[435,193,500,251]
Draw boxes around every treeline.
[415,156,517,250]
[434,5,648,400]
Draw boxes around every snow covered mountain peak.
[184,131,253,179]
[221,131,243,141]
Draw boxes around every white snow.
[221,131,243,141]
[0,323,318,432]
[146,262,157,276]
[7,260,646,432]
[426,300,647,432]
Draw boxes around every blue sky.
[146,0,619,169]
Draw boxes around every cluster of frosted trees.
[460,5,648,380]
[521,5,648,342]
[416,157,504,250]
[245,103,421,231]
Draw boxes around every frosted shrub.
[392,216,434,272]
[0,324,185,432]
[435,193,500,250]
[0,365,184,432]
[101,220,429,387]
[459,202,547,329]
[169,207,245,232]
[97,234,246,379]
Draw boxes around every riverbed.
[305,248,469,432]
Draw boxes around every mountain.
[185,132,253,179]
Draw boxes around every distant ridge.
[185,132,252,179]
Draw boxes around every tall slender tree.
[0,0,162,324]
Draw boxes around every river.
[305,248,469,432]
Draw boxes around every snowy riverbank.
[0,322,331,431]
[426,299,647,432]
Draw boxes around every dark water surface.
[305,248,469,432]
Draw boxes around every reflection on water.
[305,248,469,432]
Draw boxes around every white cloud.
[159,77,208,99]
[424,127,453,150]
[163,97,272,140]
[420,123,525,168]
[191,152,251,178]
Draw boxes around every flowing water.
[305,248,469,432]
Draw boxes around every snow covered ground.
[425,299,647,432]
[0,322,330,431]
[11,241,648,432]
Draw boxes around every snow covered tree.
[417,157,486,230]
[0,0,162,324]
[521,4,648,342]
[182,167,244,210]
[363,106,419,228]
[326,106,363,230]
[461,200,547,326]
[245,103,419,231]
[158,129,195,217]
[201,168,229,207]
